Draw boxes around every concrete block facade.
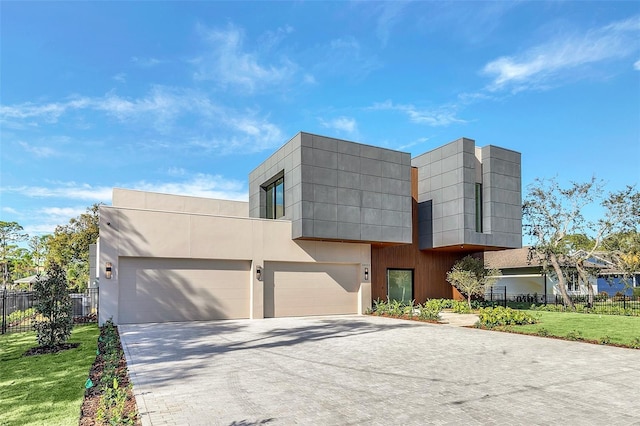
[249,132,412,244]
[413,137,521,250]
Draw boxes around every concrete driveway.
[119,315,640,426]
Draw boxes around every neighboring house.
[483,247,603,301]
[98,132,522,324]
[597,274,640,297]
[12,274,41,291]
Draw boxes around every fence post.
[1,290,6,335]
[503,286,507,308]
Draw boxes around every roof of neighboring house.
[485,247,615,271]
[484,247,538,269]
[13,274,45,284]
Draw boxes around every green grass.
[0,324,99,426]
[500,310,640,348]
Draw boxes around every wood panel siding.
[371,167,464,302]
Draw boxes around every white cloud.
[0,86,284,154]
[374,1,409,46]
[634,59,640,70]
[1,182,113,201]
[112,73,127,83]
[40,206,88,219]
[317,37,381,79]
[131,174,247,201]
[18,141,58,158]
[193,23,298,93]
[319,116,358,135]
[131,56,162,67]
[370,100,466,127]
[396,137,430,152]
[2,207,19,214]
[483,15,640,92]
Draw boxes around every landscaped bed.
[0,323,139,426]
[368,299,640,349]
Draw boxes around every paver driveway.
[120,315,640,426]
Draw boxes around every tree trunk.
[549,254,574,308]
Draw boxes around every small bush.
[369,298,442,321]
[451,300,471,314]
[566,330,583,341]
[7,308,36,324]
[598,335,611,345]
[477,306,537,328]
[537,327,550,337]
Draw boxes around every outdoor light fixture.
[105,262,112,280]
[256,265,262,281]
[364,267,369,281]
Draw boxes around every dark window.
[475,183,483,232]
[387,269,413,303]
[264,175,285,219]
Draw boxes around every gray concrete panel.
[361,191,382,209]
[337,188,361,207]
[337,205,361,224]
[361,208,382,225]
[314,220,338,239]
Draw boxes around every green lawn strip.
[500,311,640,347]
[0,324,99,426]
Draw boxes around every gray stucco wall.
[249,132,412,243]
[413,137,521,249]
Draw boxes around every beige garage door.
[264,262,359,317]
[118,257,250,324]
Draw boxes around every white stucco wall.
[99,190,371,324]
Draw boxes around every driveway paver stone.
[119,315,640,426]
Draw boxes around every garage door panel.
[265,262,359,317]
[119,258,250,324]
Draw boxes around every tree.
[29,235,50,275]
[33,263,74,347]
[601,231,640,291]
[523,177,639,307]
[0,221,28,289]
[46,204,100,292]
[446,255,500,309]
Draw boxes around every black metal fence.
[0,288,99,334]
[484,286,640,315]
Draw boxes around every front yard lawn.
[0,324,99,426]
[500,310,640,348]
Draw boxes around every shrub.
[477,306,537,328]
[7,307,36,324]
[417,300,441,321]
[598,335,611,345]
[32,263,73,347]
[566,330,583,341]
[537,327,550,337]
[451,300,471,314]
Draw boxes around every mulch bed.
[24,342,80,356]
[79,326,140,426]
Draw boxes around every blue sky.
[1,1,639,239]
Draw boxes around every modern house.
[98,132,522,324]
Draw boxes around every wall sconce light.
[105,262,112,280]
[256,265,262,281]
[364,267,369,281]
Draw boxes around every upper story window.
[475,183,483,232]
[264,174,285,219]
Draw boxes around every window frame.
[386,268,414,304]
[262,172,285,219]
[475,182,483,233]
